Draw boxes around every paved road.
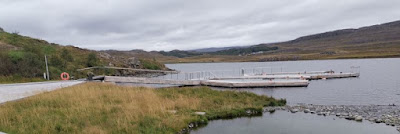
[0,81,84,104]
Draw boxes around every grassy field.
[0,83,285,134]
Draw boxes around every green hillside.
[0,30,167,83]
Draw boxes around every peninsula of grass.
[0,82,285,134]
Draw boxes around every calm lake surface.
[166,58,400,134]
[166,58,400,105]
[191,111,399,134]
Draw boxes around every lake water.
[191,111,399,134]
[166,58,400,134]
[166,58,400,105]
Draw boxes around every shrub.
[87,53,98,67]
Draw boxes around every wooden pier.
[104,76,200,86]
[104,76,309,88]
[77,66,179,74]
[100,69,358,88]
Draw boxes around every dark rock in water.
[269,109,276,113]
[282,104,400,132]
[345,116,355,120]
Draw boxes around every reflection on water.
[191,111,398,134]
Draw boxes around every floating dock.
[201,80,309,88]
[104,76,309,88]
[210,75,311,80]
[101,69,359,88]
[306,72,360,80]
[212,72,360,80]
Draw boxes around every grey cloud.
[1,0,400,51]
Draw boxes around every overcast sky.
[1,0,400,51]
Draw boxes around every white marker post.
[45,55,50,80]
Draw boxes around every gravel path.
[0,81,84,104]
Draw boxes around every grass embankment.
[0,83,285,134]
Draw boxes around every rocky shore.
[264,104,400,133]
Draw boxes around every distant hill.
[257,20,400,60]
[159,50,203,58]
[152,20,400,63]
[0,30,167,83]
[189,46,247,53]
[156,45,278,58]
[291,20,400,44]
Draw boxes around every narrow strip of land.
[0,82,285,133]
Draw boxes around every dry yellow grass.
[0,82,285,134]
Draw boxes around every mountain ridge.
[148,20,400,63]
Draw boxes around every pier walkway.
[104,76,309,88]
[100,68,359,88]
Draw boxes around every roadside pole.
[45,55,50,80]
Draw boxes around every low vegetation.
[0,83,285,134]
[0,76,45,84]
[139,59,167,70]
[210,46,279,55]
[158,46,279,58]
[159,50,203,58]
[0,30,167,83]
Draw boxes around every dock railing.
[156,66,360,81]
[157,67,289,80]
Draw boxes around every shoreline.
[264,104,400,133]
[162,56,400,64]
[188,103,400,133]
